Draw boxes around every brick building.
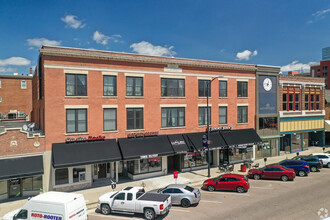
[0,73,32,120]
[279,73,325,153]
[27,45,268,192]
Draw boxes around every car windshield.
[110,192,118,198]
[282,166,290,170]
[258,167,265,171]
[212,175,222,181]
[184,186,194,192]
[158,186,167,193]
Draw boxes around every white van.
[2,192,87,220]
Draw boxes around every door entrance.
[9,179,21,198]
[219,149,229,165]
[98,163,107,178]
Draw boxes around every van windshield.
[110,192,118,198]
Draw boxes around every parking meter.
[264,157,267,165]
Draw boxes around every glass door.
[9,179,21,198]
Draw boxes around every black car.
[292,155,323,172]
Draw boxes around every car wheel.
[298,170,306,177]
[181,198,191,208]
[208,185,215,192]
[281,175,289,181]
[144,208,155,220]
[101,204,111,215]
[327,163,330,168]
[236,186,245,193]
[254,174,261,180]
[310,166,317,172]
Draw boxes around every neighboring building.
[31,46,261,192]
[310,60,329,89]
[322,47,330,60]
[279,74,325,153]
[0,72,33,120]
[255,65,280,159]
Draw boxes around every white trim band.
[65,105,89,109]
[64,70,88,74]
[198,104,212,107]
[218,104,228,106]
[236,79,249,82]
[125,104,144,108]
[160,75,186,79]
[237,103,249,106]
[160,104,187,108]
[125,73,145,77]
[102,105,118,108]
[102,72,118,76]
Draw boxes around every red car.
[248,165,296,181]
[202,174,249,193]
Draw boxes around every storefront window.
[183,152,207,168]
[229,146,253,162]
[73,167,86,183]
[22,176,43,191]
[23,178,33,191]
[292,133,302,152]
[128,158,162,175]
[55,168,69,185]
[33,176,42,191]
[0,181,7,196]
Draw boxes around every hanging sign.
[127,131,159,138]
[208,126,233,132]
[65,135,105,143]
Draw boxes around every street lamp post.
[206,76,223,177]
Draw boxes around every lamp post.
[206,76,223,177]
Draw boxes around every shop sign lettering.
[127,131,159,138]
[65,135,105,143]
[208,126,232,132]
[31,213,62,220]
[171,140,185,146]
[140,154,158,159]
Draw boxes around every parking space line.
[201,200,223,204]
[170,209,190,212]
[88,213,134,219]
[202,191,250,196]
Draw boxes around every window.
[127,108,143,130]
[219,81,227,97]
[172,189,183,193]
[163,189,173,194]
[22,176,42,191]
[66,109,87,133]
[273,168,283,172]
[0,80,1,88]
[16,210,28,219]
[237,106,248,123]
[127,193,133,201]
[55,168,69,185]
[237,81,248,97]
[198,80,211,97]
[21,80,27,89]
[161,107,185,128]
[104,108,117,131]
[323,66,328,71]
[127,157,162,174]
[264,168,273,172]
[115,193,125,200]
[259,117,278,130]
[0,97,2,103]
[126,77,143,96]
[219,106,227,124]
[305,88,321,110]
[283,86,300,111]
[323,72,328,77]
[103,75,117,96]
[73,167,86,183]
[0,181,7,196]
[66,74,87,96]
[161,78,184,97]
[198,107,211,126]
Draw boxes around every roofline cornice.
[39,48,257,72]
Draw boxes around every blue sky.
[0,0,329,74]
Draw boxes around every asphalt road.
[87,168,330,220]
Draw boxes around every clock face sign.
[263,78,272,91]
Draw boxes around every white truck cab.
[2,192,87,220]
[98,186,171,220]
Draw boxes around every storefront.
[279,116,325,153]
[52,138,122,191]
[0,155,44,201]
[118,135,175,180]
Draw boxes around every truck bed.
[137,193,170,202]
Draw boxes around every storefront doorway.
[98,163,107,179]
[219,149,229,165]
[9,179,21,198]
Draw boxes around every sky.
[0,0,330,75]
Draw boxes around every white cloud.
[130,41,176,56]
[280,60,318,72]
[308,8,330,24]
[92,31,122,45]
[61,15,85,29]
[235,49,258,61]
[0,57,31,66]
[27,38,61,48]
[0,67,16,73]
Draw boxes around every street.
[88,168,330,220]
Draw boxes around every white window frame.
[21,80,27,89]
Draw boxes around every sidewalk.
[0,147,324,217]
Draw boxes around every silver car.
[149,184,201,207]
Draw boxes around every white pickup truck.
[98,186,171,220]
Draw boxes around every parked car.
[202,174,249,193]
[98,187,171,220]
[292,155,323,172]
[311,153,330,168]
[149,184,200,207]
[3,192,87,220]
[276,159,310,176]
[248,165,296,181]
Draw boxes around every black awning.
[0,155,44,180]
[118,135,175,160]
[52,139,122,168]
[183,132,206,151]
[220,128,262,148]
[208,132,227,150]
[167,134,190,154]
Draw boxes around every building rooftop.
[0,74,32,79]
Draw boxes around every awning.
[183,132,205,151]
[0,155,44,180]
[167,134,190,154]
[220,128,262,148]
[118,135,175,160]
[52,139,122,168]
[325,120,330,132]
[208,132,227,150]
